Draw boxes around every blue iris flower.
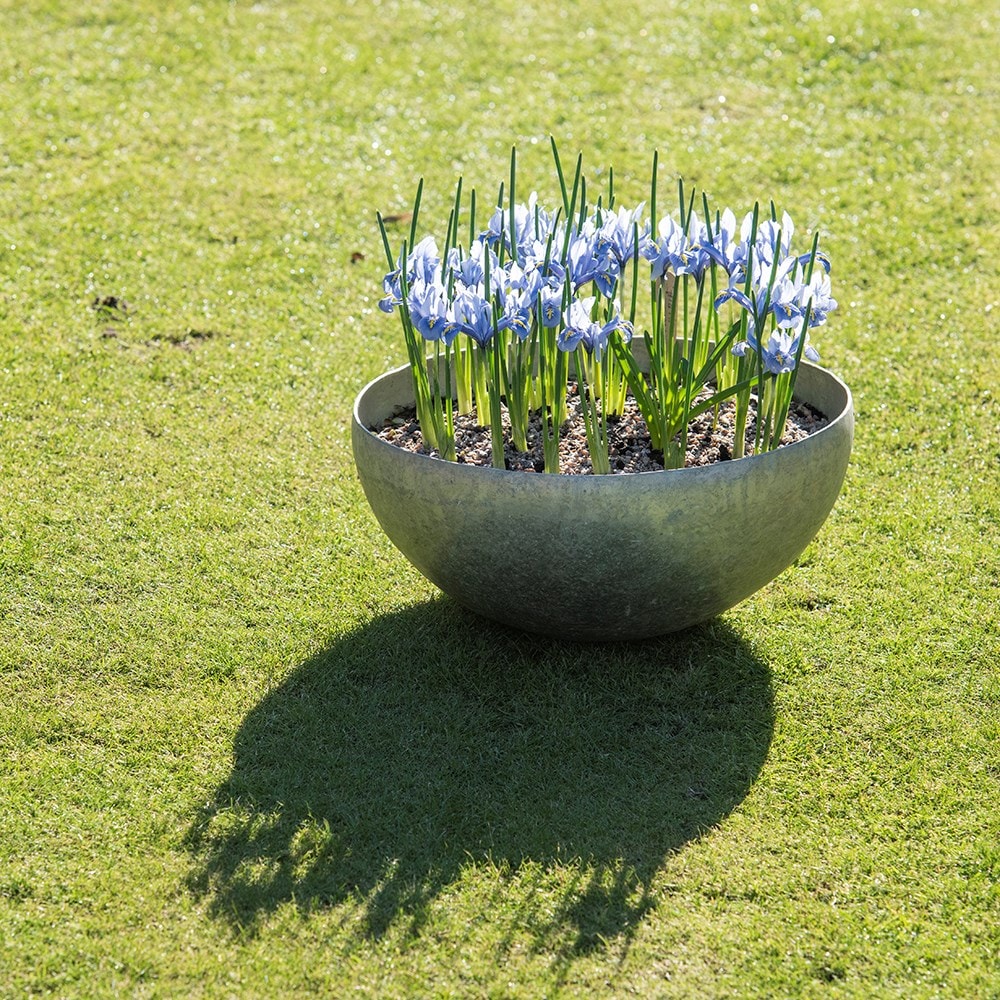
[715,284,768,331]
[484,194,556,258]
[378,270,403,313]
[498,297,533,341]
[523,238,566,288]
[796,269,838,327]
[496,266,536,341]
[447,248,480,290]
[446,287,496,348]
[769,274,808,330]
[733,329,819,375]
[499,259,543,304]
[566,229,600,289]
[407,236,441,284]
[643,215,709,281]
[539,283,565,328]
[407,278,457,345]
[379,236,441,313]
[593,246,621,297]
[567,227,621,295]
[750,212,793,267]
[703,208,743,277]
[597,204,652,266]
[557,296,628,361]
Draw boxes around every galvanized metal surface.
[352,362,854,640]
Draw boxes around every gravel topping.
[374,383,829,474]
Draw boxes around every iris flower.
[733,329,819,375]
[557,297,630,361]
[796,269,838,327]
[379,236,441,312]
[407,278,457,344]
[446,287,496,348]
[644,214,710,281]
[539,283,565,328]
[484,193,555,258]
[596,204,652,266]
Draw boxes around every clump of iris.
[377,140,836,473]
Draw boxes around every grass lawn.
[1,0,998,996]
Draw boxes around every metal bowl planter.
[352,355,853,641]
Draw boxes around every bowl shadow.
[185,598,773,955]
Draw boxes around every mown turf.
[1,0,998,996]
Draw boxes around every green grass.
[1,0,998,996]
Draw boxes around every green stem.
[489,335,505,469]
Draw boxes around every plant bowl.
[352,357,853,641]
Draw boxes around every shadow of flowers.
[186,599,773,955]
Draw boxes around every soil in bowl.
[374,382,829,475]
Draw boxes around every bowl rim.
[352,357,853,483]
